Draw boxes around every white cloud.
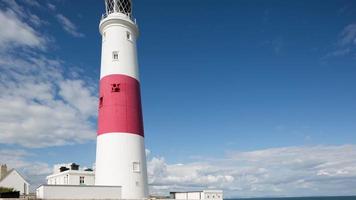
[0,9,45,50]
[56,14,85,38]
[2,144,356,197]
[0,53,97,148]
[339,23,356,46]
[59,80,98,118]
[1,0,46,27]
[22,0,41,8]
[0,1,97,148]
[324,23,356,60]
[148,145,356,197]
[47,3,56,11]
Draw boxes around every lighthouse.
[95,0,149,199]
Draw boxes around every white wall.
[47,171,95,185]
[175,193,188,200]
[172,191,223,200]
[203,190,223,200]
[95,134,148,199]
[68,173,95,185]
[36,185,121,200]
[187,192,201,200]
[99,14,139,80]
[0,170,29,195]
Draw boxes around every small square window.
[111,83,120,92]
[133,162,140,173]
[113,51,119,60]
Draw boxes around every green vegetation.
[0,187,16,193]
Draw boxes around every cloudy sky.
[0,0,356,198]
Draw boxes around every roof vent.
[59,166,69,172]
[70,163,80,170]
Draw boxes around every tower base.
[95,133,148,199]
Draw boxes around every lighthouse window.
[79,176,85,185]
[111,83,120,92]
[133,162,140,173]
[112,51,119,60]
[99,97,103,107]
[126,31,132,41]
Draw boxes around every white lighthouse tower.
[95,0,148,199]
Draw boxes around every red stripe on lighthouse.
[97,74,144,136]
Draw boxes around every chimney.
[0,164,7,179]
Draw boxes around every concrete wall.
[0,170,29,195]
[36,185,121,200]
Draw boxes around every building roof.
[46,169,95,179]
[0,169,14,182]
[0,169,29,185]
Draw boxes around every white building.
[170,190,223,200]
[0,164,30,195]
[47,163,95,186]
[37,163,118,200]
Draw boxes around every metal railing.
[101,11,137,24]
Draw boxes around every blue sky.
[0,0,356,197]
